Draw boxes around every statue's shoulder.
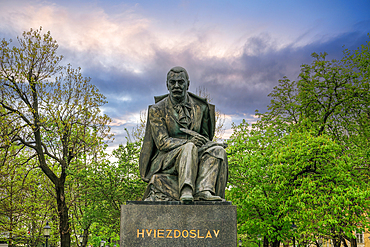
[149,95,168,114]
[188,92,215,113]
[154,94,169,104]
[188,92,208,105]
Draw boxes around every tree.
[263,47,369,151]
[227,37,370,246]
[0,27,112,247]
[228,120,370,247]
[70,139,146,246]
[0,144,57,247]
[227,120,295,247]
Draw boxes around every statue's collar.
[154,92,208,104]
[154,94,168,104]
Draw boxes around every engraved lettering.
[157,229,164,238]
[174,229,181,238]
[197,229,204,238]
[146,229,152,237]
[138,228,220,239]
[189,230,196,238]
[137,229,144,238]
[182,230,189,238]
[166,229,173,238]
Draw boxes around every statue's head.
[166,66,190,102]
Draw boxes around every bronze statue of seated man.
[139,66,228,202]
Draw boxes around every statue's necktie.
[173,102,192,128]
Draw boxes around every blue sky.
[1,0,369,151]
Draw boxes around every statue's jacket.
[139,92,216,183]
[139,93,228,200]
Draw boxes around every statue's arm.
[149,105,187,152]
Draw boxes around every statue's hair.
[167,66,190,81]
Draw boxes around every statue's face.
[167,72,189,101]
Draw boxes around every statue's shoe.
[194,191,222,201]
[180,191,194,202]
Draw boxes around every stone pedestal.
[120,201,237,247]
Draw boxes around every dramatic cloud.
[1,0,369,148]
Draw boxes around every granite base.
[120,201,237,247]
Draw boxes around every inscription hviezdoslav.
[137,229,220,239]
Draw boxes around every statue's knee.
[184,142,197,150]
[206,146,227,161]
[214,146,226,155]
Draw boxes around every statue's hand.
[189,134,209,147]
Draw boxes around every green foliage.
[0,27,112,247]
[228,121,370,245]
[0,145,58,247]
[68,139,146,245]
[227,37,370,246]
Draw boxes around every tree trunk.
[82,228,89,247]
[31,80,71,247]
[263,236,269,247]
[272,240,281,247]
[350,238,357,247]
[8,233,13,247]
[342,237,349,247]
[333,239,341,247]
[56,181,70,247]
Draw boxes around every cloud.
[0,1,154,68]
[110,118,127,127]
[77,25,370,147]
[1,0,369,150]
[1,0,300,72]
[176,30,370,116]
